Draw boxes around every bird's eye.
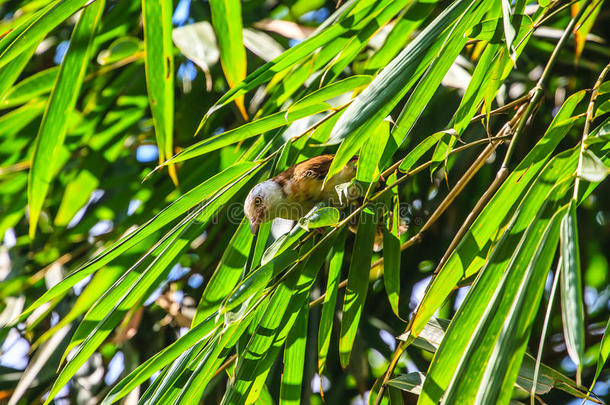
[254,197,262,206]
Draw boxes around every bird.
[244,154,358,234]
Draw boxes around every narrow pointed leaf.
[142,0,176,182]
[560,201,585,376]
[280,301,308,405]
[19,162,258,320]
[340,207,376,367]
[0,0,92,69]
[411,90,586,336]
[27,0,105,238]
[326,0,490,181]
[209,0,248,119]
[165,103,331,166]
[317,228,347,375]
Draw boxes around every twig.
[530,263,561,405]
[573,61,610,200]
[374,5,594,402]
[309,133,510,308]
[502,0,593,170]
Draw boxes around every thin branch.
[309,133,511,308]
[573,61,610,200]
[502,0,593,170]
[530,263,561,405]
[374,5,594,402]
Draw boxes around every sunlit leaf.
[27,0,105,239]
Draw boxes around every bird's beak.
[249,221,259,234]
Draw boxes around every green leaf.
[404,317,590,399]
[19,162,259,321]
[103,313,220,404]
[387,372,425,395]
[209,0,248,119]
[390,1,492,149]
[398,131,446,173]
[383,209,401,317]
[280,301,308,405]
[46,221,201,404]
[202,0,391,119]
[362,1,436,74]
[27,0,105,239]
[0,46,36,100]
[560,201,585,377]
[220,249,300,315]
[164,103,331,166]
[0,66,59,109]
[590,318,610,392]
[223,235,335,404]
[410,90,586,336]
[192,218,253,325]
[289,75,372,113]
[577,149,610,182]
[467,14,532,44]
[317,228,347,375]
[340,207,377,367]
[299,207,340,230]
[326,0,492,181]
[453,10,533,134]
[419,183,571,405]
[97,36,141,65]
[0,0,92,69]
[355,119,390,186]
[501,0,516,60]
[142,0,176,182]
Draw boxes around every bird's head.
[244,180,284,233]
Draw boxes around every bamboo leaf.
[420,192,569,405]
[362,1,436,74]
[577,149,610,182]
[97,36,141,65]
[501,0,516,60]
[164,103,331,166]
[18,162,259,321]
[0,46,36,100]
[398,131,446,173]
[289,75,372,113]
[383,210,401,317]
[0,66,59,109]
[299,207,340,230]
[142,0,177,182]
[411,90,586,336]
[404,317,590,399]
[192,218,253,325]
[590,318,610,391]
[220,249,300,315]
[201,0,389,121]
[317,228,347,375]
[356,119,390,186]
[27,0,105,239]
[467,14,532,44]
[209,0,248,119]
[340,207,377,367]
[560,201,585,378]
[103,313,220,404]
[387,372,425,395]
[0,0,92,69]
[223,235,335,404]
[326,0,492,181]
[280,301,308,405]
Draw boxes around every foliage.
[0,0,609,404]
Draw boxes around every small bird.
[244,155,357,234]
